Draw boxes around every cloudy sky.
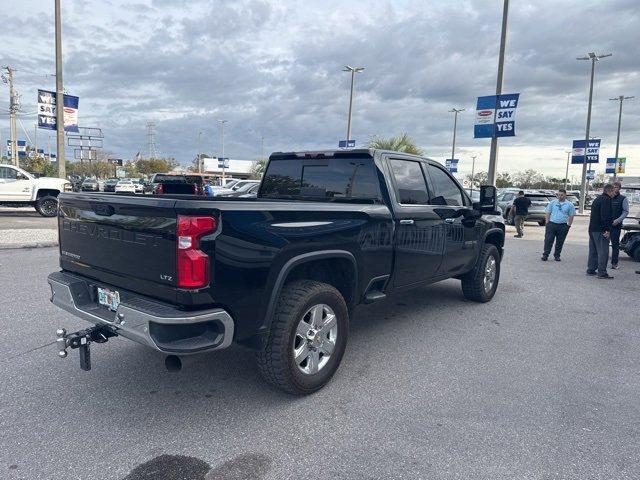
[2,0,639,178]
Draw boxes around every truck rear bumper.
[47,271,234,354]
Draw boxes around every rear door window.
[425,164,464,206]
[389,159,430,205]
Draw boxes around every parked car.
[103,178,120,192]
[620,186,640,262]
[0,164,71,217]
[49,148,505,394]
[237,183,260,198]
[500,191,553,226]
[150,173,204,195]
[222,181,261,197]
[80,178,100,192]
[229,179,259,192]
[134,179,145,194]
[67,174,83,192]
[115,179,136,193]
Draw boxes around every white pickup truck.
[0,164,71,217]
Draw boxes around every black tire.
[538,219,546,226]
[633,246,640,262]
[257,280,349,395]
[35,195,58,217]
[461,244,501,303]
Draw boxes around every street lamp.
[449,108,464,165]
[342,65,365,143]
[609,95,634,181]
[576,51,612,213]
[197,130,204,173]
[470,155,477,191]
[217,119,228,181]
[55,0,65,178]
[564,150,571,190]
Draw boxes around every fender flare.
[261,250,358,332]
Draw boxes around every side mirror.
[473,185,498,213]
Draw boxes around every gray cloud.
[2,0,639,175]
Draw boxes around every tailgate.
[58,193,179,293]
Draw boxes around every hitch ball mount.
[56,325,117,371]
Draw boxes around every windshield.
[260,156,381,201]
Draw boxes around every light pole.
[197,130,203,173]
[576,52,612,212]
[471,155,477,191]
[449,108,464,165]
[342,65,365,143]
[55,0,65,178]
[487,0,509,186]
[217,119,228,181]
[609,95,634,181]
[564,150,571,189]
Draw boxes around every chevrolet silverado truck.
[48,149,504,394]
[0,164,71,216]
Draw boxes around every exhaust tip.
[164,355,182,372]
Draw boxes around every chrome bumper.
[47,271,234,354]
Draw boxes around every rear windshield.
[260,157,381,201]
[525,195,551,202]
[153,174,202,184]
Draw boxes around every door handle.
[399,219,415,225]
[444,218,455,224]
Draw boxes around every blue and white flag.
[37,89,79,132]
[571,139,600,164]
[606,158,616,174]
[474,93,520,138]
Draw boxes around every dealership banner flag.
[571,139,600,164]
[37,89,79,132]
[474,93,519,138]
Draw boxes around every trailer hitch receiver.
[55,325,117,371]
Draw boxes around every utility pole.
[609,95,634,181]
[342,65,365,143]
[55,0,65,178]
[564,151,571,189]
[3,66,18,166]
[471,155,477,191]
[576,52,611,213]
[218,119,228,181]
[487,0,509,186]
[197,130,203,173]
[146,122,157,159]
[449,108,464,164]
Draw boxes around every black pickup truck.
[49,149,505,394]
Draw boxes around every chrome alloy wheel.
[292,304,338,375]
[483,256,497,294]
[40,198,58,216]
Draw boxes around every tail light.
[176,215,216,288]
[155,183,164,195]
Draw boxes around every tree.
[466,171,488,186]
[367,133,423,155]
[134,157,178,175]
[251,158,267,179]
[496,172,513,188]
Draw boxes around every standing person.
[610,181,629,269]
[587,184,615,279]
[512,191,531,238]
[541,189,576,261]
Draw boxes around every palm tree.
[367,133,423,155]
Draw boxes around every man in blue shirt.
[542,189,576,261]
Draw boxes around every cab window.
[389,159,430,205]
[425,164,464,206]
[0,166,18,180]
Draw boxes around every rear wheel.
[257,280,349,395]
[461,244,501,303]
[538,219,546,226]
[633,246,640,262]
[35,195,58,217]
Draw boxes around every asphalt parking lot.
[1,217,639,480]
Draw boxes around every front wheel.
[257,280,349,395]
[35,195,58,217]
[461,244,501,302]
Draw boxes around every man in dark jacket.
[512,191,531,238]
[610,181,629,269]
[587,184,615,279]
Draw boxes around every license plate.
[97,287,120,311]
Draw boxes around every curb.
[0,241,58,250]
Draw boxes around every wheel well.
[485,230,504,257]
[283,257,356,306]
[36,189,60,199]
